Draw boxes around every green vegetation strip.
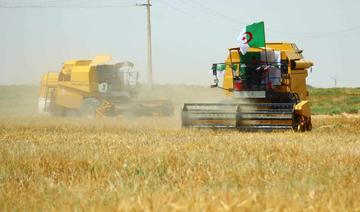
[0,85,359,115]
[309,88,360,115]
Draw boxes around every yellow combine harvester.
[39,56,173,117]
[182,43,313,131]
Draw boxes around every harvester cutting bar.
[190,110,293,115]
[237,125,293,130]
[239,117,292,121]
[182,102,295,130]
[182,103,238,128]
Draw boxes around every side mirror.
[231,64,237,71]
[212,64,217,76]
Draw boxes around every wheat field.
[0,115,359,211]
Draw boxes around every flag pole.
[262,22,270,89]
[263,22,268,66]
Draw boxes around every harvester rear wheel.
[49,104,65,117]
[81,98,100,118]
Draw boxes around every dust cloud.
[0,85,39,117]
[0,84,230,129]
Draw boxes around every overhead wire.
[176,0,360,38]
[1,0,360,37]
[180,0,247,26]
[157,0,239,32]
[1,0,90,6]
[0,0,120,4]
[0,5,136,8]
[0,0,137,8]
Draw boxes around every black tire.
[293,115,302,132]
[306,120,313,131]
[49,104,65,117]
[80,98,100,118]
[293,115,310,132]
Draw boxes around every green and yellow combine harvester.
[182,43,314,131]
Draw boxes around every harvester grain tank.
[39,55,174,117]
[182,43,313,131]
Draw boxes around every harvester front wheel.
[293,115,312,132]
[81,98,100,118]
[306,118,312,131]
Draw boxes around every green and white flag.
[237,21,266,55]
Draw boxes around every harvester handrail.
[215,61,285,66]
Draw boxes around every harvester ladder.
[43,72,57,113]
[44,73,50,112]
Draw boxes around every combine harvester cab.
[182,43,313,131]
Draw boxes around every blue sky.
[1,0,360,87]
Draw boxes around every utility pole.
[137,0,153,88]
[331,76,338,88]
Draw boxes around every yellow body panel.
[55,86,85,109]
[39,72,59,98]
[290,70,309,101]
[295,100,311,118]
[64,66,97,92]
[223,67,235,95]
[91,55,112,66]
[39,57,101,111]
